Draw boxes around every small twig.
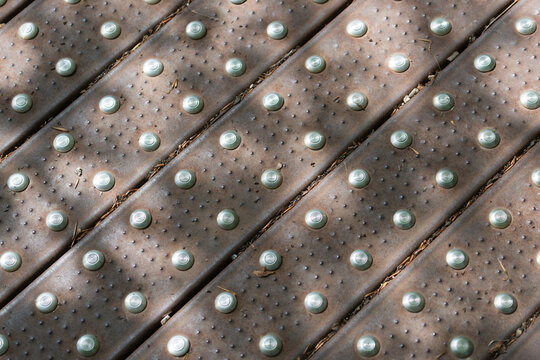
[253,269,275,278]
[497,258,510,281]
[51,126,69,132]
[410,147,420,155]
[217,286,236,296]
[435,351,446,359]
[166,79,178,94]
[70,221,79,247]
[191,9,218,21]
[74,178,80,189]
[416,38,432,52]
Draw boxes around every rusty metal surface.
[0,0,28,24]
[501,315,540,359]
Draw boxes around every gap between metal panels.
[491,306,540,357]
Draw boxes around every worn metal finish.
[0,0,27,24]
[501,310,540,359]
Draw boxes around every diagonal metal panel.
[501,312,540,359]
[0,0,28,24]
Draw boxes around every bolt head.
[430,17,452,36]
[262,92,284,111]
[390,130,412,149]
[489,208,512,229]
[304,291,328,314]
[494,293,517,314]
[474,54,496,72]
[182,95,204,114]
[348,169,370,189]
[259,334,282,357]
[143,59,164,77]
[18,22,39,39]
[432,92,455,111]
[7,173,29,192]
[0,334,8,356]
[225,58,246,77]
[92,171,115,192]
[186,20,206,39]
[11,93,33,113]
[99,95,120,114]
[172,250,194,271]
[350,249,372,271]
[0,251,22,272]
[174,169,196,189]
[129,209,152,229]
[56,57,77,77]
[167,335,190,357]
[261,169,283,189]
[304,131,326,150]
[393,209,415,230]
[101,21,121,39]
[217,209,239,230]
[520,90,540,110]
[305,209,327,229]
[436,168,458,189]
[347,92,368,111]
[219,130,241,150]
[446,249,469,270]
[35,292,58,313]
[388,54,410,73]
[77,334,99,357]
[356,335,380,357]
[139,132,161,152]
[53,133,75,153]
[46,211,68,231]
[402,291,425,313]
[259,250,282,270]
[305,55,326,73]
[215,292,237,313]
[477,128,500,149]
[82,250,105,271]
[449,336,474,358]
[531,168,540,187]
[267,21,288,40]
[515,17,537,35]
[347,20,368,37]
[124,291,147,313]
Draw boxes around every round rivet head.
[0,334,8,355]
[393,209,415,230]
[92,171,115,192]
[56,57,76,76]
[347,91,368,111]
[348,169,370,189]
[305,209,327,229]
[186,20,206,40]
[100,21,121,39]
[261,169,283,189]
[489,208,512,229]
[7,173,29,192]
[219,130,241,150]
[143,58,164,77]
[46,210,68,231]
[11,93,32,113]
[259,334,282,357]
[259,250,282,271]
[313,0,328,3]
[347,20,368,37]
[356,335,380,357]
[230,0,246,3]
[304,292,327,314]
[436,168,458,189]
[144,0,160,3]
[477,128,500,149]
[0,251,22,272]
[402,291,425,313]
[139,132,161,152]
[450,336,474,359]
[82,250,105,271]
[35,292,58,313]
[430,17,452,36]
[174,169,196,189]
[262,92,284,111]
[304,131,326,150]
[388,53,410,73]
[217,209,239,230]
[305,55,326,73]
[350,249,372,271]
[167,335,190,357]
[172,250,194,271]
[446,249,469,270]
[99,95,120,114]
[53,133,75,153]
[267,21,287,40]
[432,92,455,111]
[474,54,496,72]
[520,90,540,110]
[182,94,204,114]
[124,291,147,313]
[494,293,517,314]
[531,168,540,187]
[0,0,5,6]
[18,22,39,39]
[64,0,81,3]
[390,130,412,149]
[129,209,152,229]
[515,17,537,35]
[225,58,246,77]
[215,292,237,313]
[77,334,99,357]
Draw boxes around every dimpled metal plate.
[0,0,349,305]
[313,143,540,360]
[0,0,27,23]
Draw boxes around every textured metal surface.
[0,0,27,24]
[312,143,540,360]
[501,314,540,359]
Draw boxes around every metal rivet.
[0,0,5,5]
[7,172,29,192]
[350,249,372,271]
[230,0,246,3]
[347,91,368,111]
[477,128,500,149]
[219,130,241,150]
[305,55,326,73]
[92,171,115,192]
[56,57,77,77]
[100,21,121,39]
[167,335,190,357]
[11,93,32,113]
[446,249,469,270]
[259,250,282,270]
[436,168,458,189]
[144,0,161,3]
[129,209,152,229]
[305,209,327,229]
[182,94,204,114]
[217,209,239,230]
[64,0,81,3]
[77,334,99,357]
[489,208,512,229]
[388,53,410,73]
[474,54,496,72]
[494,293,517,314]
[432,92,455,111]
[53,133,75,153]
[99,95,120,114]
[347,20,368,37]
[215,292,237,313]
[348,169,370,189]
[393,209,415,230]
[35,292,58,313]
[536,251,540,266]
[46,210,68,231]
[531,168,540,187]
[304,131,326,150]
[124,291,147,313]
[515,17,537,35]
[174,169,196,189]
[139,132,161,152]
[0,334,8,356]
[261,169,283,189]
[143,58,164,77]
[225,58,246,77]
[312,0,328,3]
[304,291,328,314]
[172,250,194,271]
[82,250,105,271]
[0,251,22,272]
[186,20,206,40]
[430,17,452,36]
[390,130,412,149]
[267,21,287,40]
[18,22,39,39]
[259,334,282,357]
[520,90,540,110]
[449,336,474,359]
[356,335,380,357]
[402,291,425,313]
[262,92,284,111]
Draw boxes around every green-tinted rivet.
[56,57,76,77]
[53,133,75,153]
[477,128,500,149]
[100,21,121,39]
[174,169,196,189]
[348,169,370,189]
[35,292,58,313]
[432,92,455,111]
[18,22,39,39]
[474,54,496,72]
[182,94,204,114]
[259,250,281,270]
[64,0,81,3]
[390,130,412,149]
[77,334,99,357]
[450,336,474,359]
[46,210,68,231]
[261,169,283,189]
[356,335,380,357]
[350,249,372,271]
[267,21,287,40]
[305,55,326,73]
[520,90,540,110]
[402,291,425,313]
[11,93,32,113]
[304,131,326,150]
[347,20,368,37]
[172,250,194,271]
[0,251,22,272]
[82,250,105,271]
[304,291,327,314]
[430,17,452,36]
[312,0,328,3]
[0,0,5,6]
[92,171,115,192]
[388,53,410,73]
[436,168,458,189]
[99,95,120,114]
[139,132,161,152]
[219,130,241,150]
[531,168,540,187]
[347,91,368,111]
[230,0,246,3]
[129,209,152,229]
[217,209,239,230]
[225,58,246,77]
[515,17,537,35]
[186,20,206,40]
[167,335,190,357]
[536,251,540,266]
[393,209,415,230]
[215,292,237,313]
[494,293,517,314]
[144,0,161,3]
[446,249,469,270]
[0,334,8,356]
[262,92,284,111]
[259,334,282,357]
[489,208,512,229]
[7,172,29,192]
[143,59,164,77]
[124,291,147,313]
[305,209,327,229]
